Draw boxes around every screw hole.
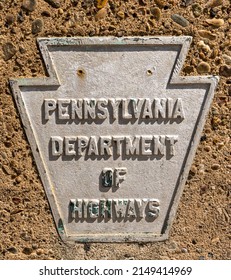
[147,69,153,76]
[77,68,85,77]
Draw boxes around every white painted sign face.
[10,37,218,242]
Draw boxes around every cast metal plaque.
[10,37,218,242]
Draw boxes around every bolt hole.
[147,69,153,76]
[77,68,85,77]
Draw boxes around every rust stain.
[77,68,86,78]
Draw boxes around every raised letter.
[113,199,128,218]
[51,136,63,156]
[64,136,76,156]
[115,167,127,188]
[77,136,89,156]
[100,136,112,156]
[82,200,89,219]
[58,99,70,119]
[166,135,178,156]
[142,99,153,119]
[125,136,140,156]
[87,136,99,156]
[131,98,145,119]
[147,199,160,219]
[122,98,132,119]
[71,99,83,120]
[127,199,136,218]
[153,135,165,155]
[97,99,109,119]
[167,98,174,118]
[88,200,99,218]
[44,99,56,120]
[136,199,148,218]
[113,136,124,156]
[109,98,121,120]
[84,98,96,119]
[154,98,166,119]
[172,98,185,119]
[100,199,112,218]
[69,199,83,218]
[102,168,113,188]
[141,135,152,155]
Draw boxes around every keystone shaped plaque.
[10,37,218,242]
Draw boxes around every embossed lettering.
[51,136,63,156]
[84,98,96,119]
[43,98,185,122]
[172,98,185,119]
[142,98,153,118]
[69,198,160,220]
[100,136,112,156]
[115,167,127,188]
[58,99,70,119]
[71,99,83,119]
[64,136,76,156]
[141,135,153,155]
[97,98,109,119]
[44,99,56,120]
[125,136,140,156]
[87,136,99,156]
[50,135,178,158]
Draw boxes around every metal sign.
[10,37,218,242]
